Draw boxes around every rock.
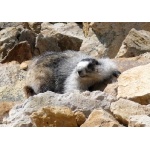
[117,63,150,105]
[80,28,107,58]
[4,90,116,126]
[27,22,42,33]
[81,108,121,127]
[110,99,150,125]
[89,22,150,58]
[0,61,27,102]
[116,28,150,58]
[30,106,78,127]
[36,22,83,54]
[20,60,30,70]
[0,27,20,62]
[1,41,33,63]
[103,82,118,98]
[74,111,86,126]
[128,115,150,127]
[0,22,23,30]
[0,101,18,123]
[19,29,36,51]
[114,54,150,72]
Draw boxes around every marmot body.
[24,50,120,98]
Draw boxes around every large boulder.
[35,22,83,54]
[81,108,122,127]
[3,90,116,126]
[116,28,150,58]
[110,99,150,126]
[117,63,150,105]
[30,106,78,127]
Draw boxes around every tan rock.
[117,63,150,105]
[1,41,33,64]
[116,28,150,58]
[0,101,17,123]
[81,108,121,127]
[30,106,78,127]
[114,55,150,72]
[110,99,150,125]
[20,61,30,70]
[128,115,150,127]
[74,111,86,126]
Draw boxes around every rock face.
[0,61,26,102]
[36,22,83,54]
[128,115,150,127]
[81,108,121,127]
[116,28,150,58]
[110,99,150,125]
[30,106,78,127]
[3,90,116,126]
[1,41,33,63]
[80,28,106,58]
[117,63,150,105]
[90,22,150,58]
[0,27,20,62]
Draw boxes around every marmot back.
[24,50,120,98]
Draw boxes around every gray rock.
[0,61,26,102]
[3,90,116,126]
[129,115,150,127]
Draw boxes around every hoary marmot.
[24,50,120,98]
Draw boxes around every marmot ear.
[112,70,121,77]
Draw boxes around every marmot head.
[76,58,121,80]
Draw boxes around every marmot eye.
[87,63,93,70]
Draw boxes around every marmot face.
[75,58,100,79]
[75,58,120,81]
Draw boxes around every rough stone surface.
[80,28,107,58]
[36,22,83,54]
[114,54,150,72]
[0,101,18,124]
[116,28,150,58]
[0,27,20,62]
[3,90,116,126]
[19,29,36,51]
[90,22,150,58]
[0,61,26,102]
[110,99,150,125]
[1,41,33,63]
[128,115,150,127]
[30,106,78,127]
[74,111,86,126]
[81,108,121,127]
[117,63,150,105]
[28,22,42,34]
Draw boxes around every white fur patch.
[76,61,89,70]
